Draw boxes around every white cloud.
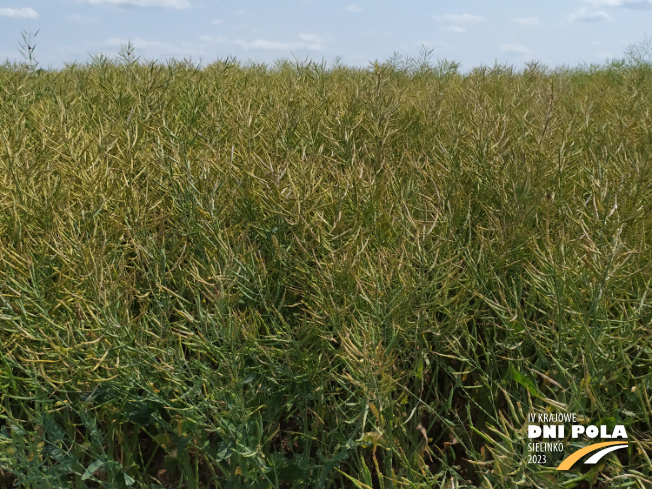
[104,37,198,58]
[512,17,541,26]
[344,4,362,12]
[200,34,324,52]
[0,7,38,18]
[106,37,177,50]
[569,8,613,21]
[499,44,530,55]
[211,18,222,25]
[584,0,652,7]
[298,34,323,43]
[433,13,485,23]
[247,40,299,50]
[83,0,191,8]
[443,26,466,33]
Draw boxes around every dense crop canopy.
[0,57,651,488]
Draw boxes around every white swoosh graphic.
[584,444,628,465]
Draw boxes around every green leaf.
[82,458,106,481]
[215,441,234,462]
[511,368,541,398]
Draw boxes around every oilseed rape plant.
[0,48,651,488]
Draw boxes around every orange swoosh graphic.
[556,441,628,470]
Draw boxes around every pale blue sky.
[1,1,651,70]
